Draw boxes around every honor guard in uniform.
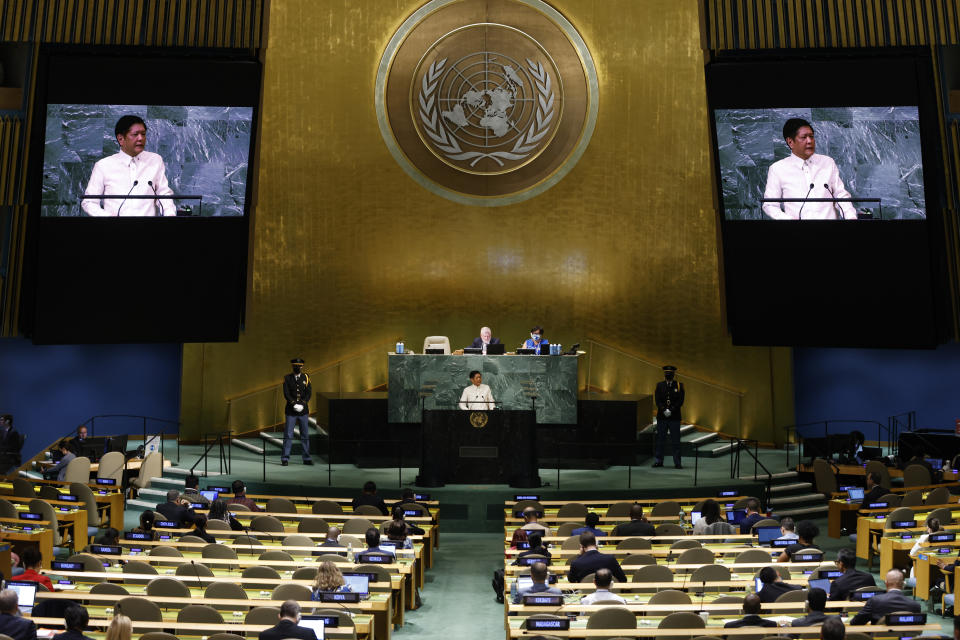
[282,357,314,466]
[654,365,685,469]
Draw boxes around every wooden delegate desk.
[855,505,960,562]
[4,496,88,551]
[29,617,369,640]
[0,480,128,531]
[0,518,55,567]
[912,547,958,601]
[418,409,537,487]
[504,625,937,638]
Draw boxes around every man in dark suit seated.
[611,503,655,537]
[724,593,777,629]
[567,531,626,583]
[513,532,551,565]
[849,568,920,625]
[470,326,501,351]
[860,471,888,509]
[740,498,765,534]
[352,480,388,515]
[0,588,37,640]
[512,561,562,604]
[155,489,197,527]
[820,615,845,640]
[53,605,95,640]
[791,587,831,627]
[757,566,802,603]
[830,548,877,600]
[258,600,318,640]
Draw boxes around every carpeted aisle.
[393,533,505,639]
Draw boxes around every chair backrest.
[900,490,924,507]
[649,589,692,605]
[561,536,582,550]
[736,549,775,563]
[271,583,312,601]
[399,502,428,516]
[116,596,163,621]
[514,499,544,512]
[632,564,675,584]
[68,481,102,526]
[750,518,780,531]
[97,451,126,483]
[62,456,91,483]
[298,518,330,533]
[228,502,251,512]
[556,522,579,537]
[812,458,837,494]
[655,523,686,536]
[732,497,757,510]
[265,497,298,513]
[676,548,715,565]
[690,563,731,584]
[12,478,34,498]
[774,588,809,602]
[145,577,191,598]
[605,502,633,517]
[651,501,682,517]
[312,609,355,629]
[245,607,281,626]
[292,566,318,580]
[621,553,657,567]
[355,563,392,584]
[927,507,953,526]
[122,560,159,584]
[342,517,375,535]
[617,537,653,550]
[179,535,207,544]
[885,507,918,529]
[251,515,285,533]
[585,606,637,629]
[177,604,224,624]
[670,539,701,550]
[283,534,315,548]
[880,493,902,507]
[242,565,282,589]
[90,582,129,595]
[925,486,951,506]
[315,553,351,564]
[259,550,293,562]
[207,634,245,640]
[0,498,17,519]
[133,452,163,489]
[28,498,61,545]
[708,596,744,615]
[202,542,239,559]
[658,611,707,629]
[67,553,106,574]
[176,562,213,577]
[422,335,451,354]
[140,633,180,640]
[353,504,382,516]
[38,485,61,501]
[557,502,588,518]
[206,518,231,531]
[204,582,249,610]
[312,500,343,515]
[865,460,893,490]
[903,464,932,487]
[148,545,183,558]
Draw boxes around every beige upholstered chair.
[422,336,451,354]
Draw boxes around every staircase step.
[260,432,283,448]
[770,482,814,494]
[682,432,718,446]
[127,498,156,510]
[166,467,224,478]
[739,471,798,482]
[233,439,265,455]
[695,441,741,457]
[773,504,829,518]
[768,492,826,506]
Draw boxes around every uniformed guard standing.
[653,365,685,469]
[282,357,314,467]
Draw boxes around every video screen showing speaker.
[715,106,925,221]
[705,50,949,348]
[42,104,253,218]
[23,47,261,343]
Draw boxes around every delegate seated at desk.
[459,370,494,410]
[471,326,500,352]
[521,325,549,354]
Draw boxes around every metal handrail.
[731,438,773,507]
[191,431,231,477]
[782,419,891,468]
[81,413,181,464]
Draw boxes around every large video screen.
[716,106,925,221]
[42,105,253,217]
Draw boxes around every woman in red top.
[17,546,54,591]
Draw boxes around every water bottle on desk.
[396,341,404,354]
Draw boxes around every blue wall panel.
[0,339,182,461]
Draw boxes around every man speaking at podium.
[459,370,494,410]
[82,115,177,217]
[762,118,857,220]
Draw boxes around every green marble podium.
[387,353,580,424]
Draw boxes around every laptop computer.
[516,575,534,592]
[486,343,506,355]
[6,581,37,614]
[297,616,326,639]
[726,509,746,525]
[340,573,371,596]
[200,490,219,502]
[754,577,764,593]
[847,487,865,502]
[756,526,782,544]
[516,348,536,355]
[425,348,445,354]
[809,578,831,593]
[690,511,703,525]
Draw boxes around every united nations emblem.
[469,411,489,429]
[376,0,598,206]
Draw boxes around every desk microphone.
[824,183,844,219]
[243,527,257,555]
[189,559,204,591]
[116,180,138,215]
[147,180,160,213]
[797,183,814,219]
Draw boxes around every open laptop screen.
[297,616,325,639]
[809,578,831,593]
[340,573,370,595]
[6,581,37,614]
[756,526,782,544]
[847,487,865,501]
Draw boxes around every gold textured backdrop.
[180,0,795,443]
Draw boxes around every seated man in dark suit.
[830,548,877,601]
[258,600,318,640]
[861,471,887,507]
[820,615,845,640]
[739,498,765,534]
[611,503,655,537]
[352,480,388,515]
[155,489,197,527]
[724,593,777,629]
[757,566,802,603]
[470,326,500,350]
[513,532,551,565]
[0,588,37,640]
[567,531,626,583]
[320,526,342,547]
[791,587,831,627]
[571,512,607,538]
[512,561,562,604]
[850,568,920,625]
[52,605,95,640]
[778,520,820,563]
[361,527,395,559]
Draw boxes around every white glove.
[663,409,672,417]
[293,403,304,413]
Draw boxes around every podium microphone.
[797,183,814,219]
[147,180,167,215]
[824,183,844,219]
[116,180,138,215]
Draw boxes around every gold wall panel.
[181,0,794,442]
